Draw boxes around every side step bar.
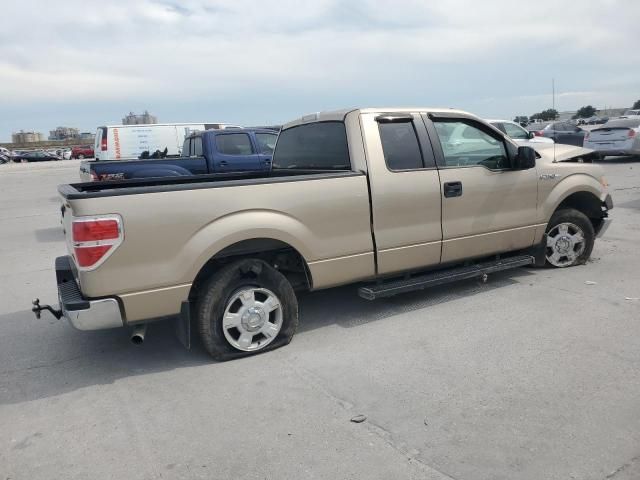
[358,255,534,300]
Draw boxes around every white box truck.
[93,123,241,161]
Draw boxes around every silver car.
[584,118,640,158]
[487,119,554,144]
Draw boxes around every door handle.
[443,181,463,198]
[219,161,228,166]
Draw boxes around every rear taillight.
[534,131,543,136]
[90,171,99,181]
[71,215,123,269]
[585,132,590,141]
[629,130,636,138]
[101,136,107,151]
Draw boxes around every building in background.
[12,130,44,143]
[122,110,158,125]
[49,126,80,140]
[79,132,95,142]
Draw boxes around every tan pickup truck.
[34,108,613,360]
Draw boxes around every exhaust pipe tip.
[130,324,147,345]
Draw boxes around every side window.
[502,122,529,140]
[216,134,254,155]
[433,120,508,169]
[378,122,424,170]
[255,133,277,154]
[193,136,203,156]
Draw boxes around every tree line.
[514,99,640,124]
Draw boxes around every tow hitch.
[32,298,63,320]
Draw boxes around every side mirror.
[527,131,535,139]
[513,146,536,170]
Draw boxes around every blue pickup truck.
[79,128,277,181]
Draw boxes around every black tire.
[544,208,595,268]
[196,259,298,361]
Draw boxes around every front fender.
[540,172,607,223]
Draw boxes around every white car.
[584,118,640,158]
[487,119,554,144]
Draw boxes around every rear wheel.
[196,259,298,361]
[545,208,595,267]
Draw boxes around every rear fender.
[182,210,314,284]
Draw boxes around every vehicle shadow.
[0,269,533,406]
[298,268,533,333]
[596,155,639,164]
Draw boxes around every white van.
[94,123,241,161]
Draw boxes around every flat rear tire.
[196,259,298,361]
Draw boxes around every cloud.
[1,0,639,139]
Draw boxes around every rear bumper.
[56,256,124,330]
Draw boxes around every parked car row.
[0,146,78,163]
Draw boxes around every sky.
[1,0,639,142]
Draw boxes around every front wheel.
[196,259,298,360]
[545,208,595,267]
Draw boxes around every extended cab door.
[212,132,262,172]
[424,114,539,263]
[360,113,443,275]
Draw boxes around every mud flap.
[175,301,191,350]
[531,235,548,267]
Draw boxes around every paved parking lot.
[1,158,639,480]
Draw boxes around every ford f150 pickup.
[79,128,277,181]
[33,107,613,360]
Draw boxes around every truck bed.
[59,169,361,199]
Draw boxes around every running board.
[358,255,534,300]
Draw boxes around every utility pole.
[552,77,556,118]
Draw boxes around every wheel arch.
[543,174,606,228]
[555,191,603,225]
[189,238,313,301]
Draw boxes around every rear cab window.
[273,122,351,170]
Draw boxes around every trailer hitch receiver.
[32,298,63,320]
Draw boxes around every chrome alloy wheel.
[546,222,586,267]
[222,287,283,352]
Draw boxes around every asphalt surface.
[1,158,639,480]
